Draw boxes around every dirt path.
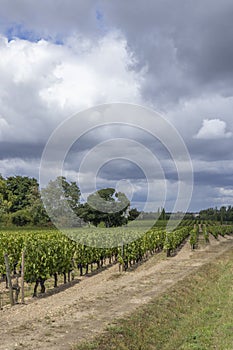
[1,235,233,350]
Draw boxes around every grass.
[73,248,233,350]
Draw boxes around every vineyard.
[1,220,233,307]
[0,221,233,350]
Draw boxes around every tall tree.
[6,176,38,212]
[79,188,130,227]
[41,176,81,226]
[0,175,11,217]
[27,184,50,225]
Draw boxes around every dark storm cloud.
[194,168,233,188]
[101,0,233,104]
[63,123,180,186]
[67,123,172,157]
[188,138,233,162]
[97,159,145,180]
[0,142,44,159]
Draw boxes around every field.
[0,222,233,349]
[77,243,233,350]
[0,220,192,302]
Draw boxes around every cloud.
[1,1,233,211]
[40,33,145,110]
[0,32,144,145]
[0,31,149,211]
[194,119,232,140]
[2,1,233,106]
[0,158,40,178]
[95,0,233,107]
[219,187,233,197]
[0,117,10,141]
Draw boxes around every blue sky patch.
[96,9,104,22]
[5,23,42,42]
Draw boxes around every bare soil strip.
[1,235,233,350]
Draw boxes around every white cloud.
[0,158,39,178]
[39,32,145,110]
[0,32,144,144]
[195,118,232,140]
[218,187,233,197]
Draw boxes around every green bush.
[11,209,32,226]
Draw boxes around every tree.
[41,176,81,227]
[199,206,233,222]
[27,185,50,225]
[11,209,32,226]
[160,208,166,220]
[0,175,51,226]
[220,206,226,225]
[78,188,130,227]
[0,175,11,217]
[128,208,140,221]
[6,176,38,213]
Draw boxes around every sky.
[0,0,233,212]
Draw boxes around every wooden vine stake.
[4,253,14,306]
[21,250,25,304]
[0,284,3,310]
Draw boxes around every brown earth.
[1,234,233,350]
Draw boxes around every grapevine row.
[0,224,214,298]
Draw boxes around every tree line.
[0,175,140,227]
[199,206,233,223]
